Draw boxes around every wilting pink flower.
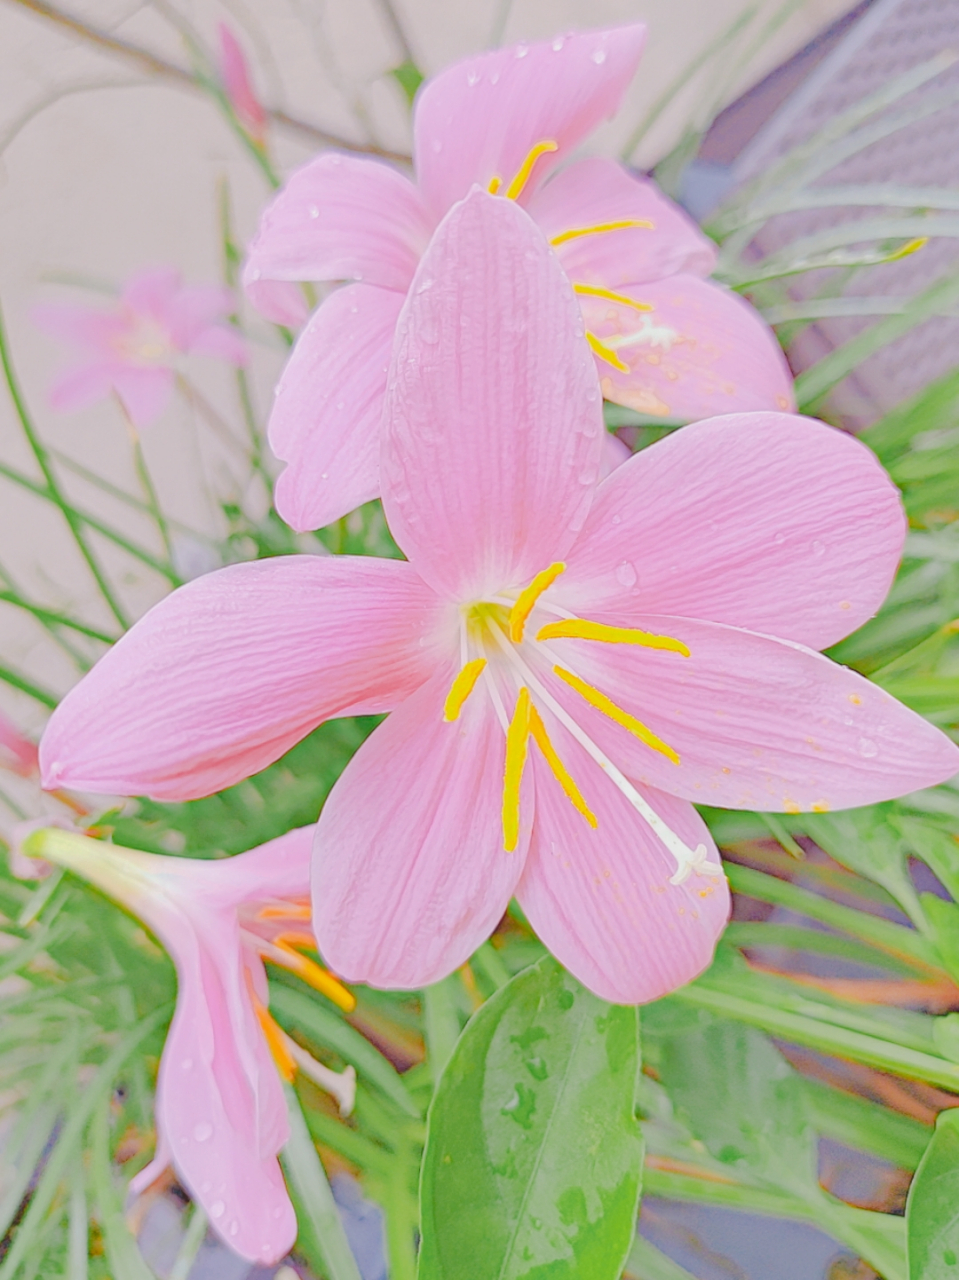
[40,194,959,1004]
[20,824,355,1264]
[243,23,794,530]
[0,710,39,778]
[218,24,268,145]
[33,268,248,429]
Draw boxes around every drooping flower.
[218,23,268,146]
[33,268,248,429]
[40,193,959,1004]
[20,824,355,1265]
[242,23,794,530]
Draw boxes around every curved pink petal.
[528,158,716,287]
[558,413,906,650]
[40,556,449,800]
[581,274,795,420]
[600,431,631,478]
[246,279,311,327]
[122,267,182,318]
[413,25,647,217]
[48,362,117,412]
[518,732,729,1002]
[32,302,124,353]
[188,323,249,366]
[173,826,314,908]
[112,366,176,428]
[243,152,433,302]
[164,284,236,345]
[157,928,295,1264]
[382,188,604,600]
[541,617,959,813]
[313,667,529,988]
[270,284,403,531]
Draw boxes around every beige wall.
[0,0,857,745]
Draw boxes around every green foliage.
[907,1109,959,1279]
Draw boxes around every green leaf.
[418,956,642,1280]
[623,1233,698,1280]
[90,1104,156,1280]
[392,61,425,105]
[801,1077,931,1171]
[907,1108,959,1279]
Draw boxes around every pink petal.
[413,25,647,217]
[312,667,529,988]
[164,284,236,348]
[157,930,295,1264]
[270,284,403,531]
[112,366,176,428]
[40,556,449,800]
[518,732,729,1002]
[581,274,795,420]
[542,617,959,813]
[528,158,716,287]
[246,279,311,327]
[600,431,631,478]
[191,826,314,907]
[121,267,182,319]
[381,188,604,601]
[559,413,906,650]
[218,23,267,141]
[0,711,38,778]
[188,324,249,367]
[32,302,125,353]
[48,362,117,413]
[242,152,433,301]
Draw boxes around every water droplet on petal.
[181,1058,193,1070]
[466,70,480,86]
[194,1122,213,1142]
[859,738,878,758]
[591,48,607,64]
[515,43,529,57]
[812,540,825,557]
[615,561,637,587]
[308,204,319,219]
[490,71,500,84]
[201,1180,211,1193]
[229,1220,239,1237]
[210,1201,225,1220]
[552,36,564,50]
[611,514,622,526]
[272,1206,283,1220]
[773,531,785,545]
[431,138,442,153]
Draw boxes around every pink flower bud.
[218,23,267,145]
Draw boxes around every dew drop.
[321,472,328,480]
[210,1200,225,1220]
[181,1058,193,1071]
[552,36,565,50]
[466,70,480,86]
[308,204,319,219]
[490,71,500,84]
[201,1180,211,1193]
[194,1121,213,1142]
[431,138,442,153]
[812,540,825,558]
[591,48,607,64]
[615,561,637,587]
[415,276,434,294]
[515,43,529,57]
[773,531,785,545]
[611,514,622,526]
[858,737,879,758]
[272,1206,284,1220]
[229,1220,239,1237]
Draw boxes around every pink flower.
[39,193,959,1004]
[20,824,355,1265]
[218,24,268,146]
[242,23,794,531]
[33,268,248,429]
[0,710,39,778]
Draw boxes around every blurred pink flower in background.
[218,23,268,146]
[33,267,248,429]
[0,710,38,778]
[20,824,355,1265]
[38,193,959,1005]
[243,22,795,530]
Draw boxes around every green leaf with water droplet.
[418,956,642,1280]
[908,1107,959,1279]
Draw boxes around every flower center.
[442,563,721,884]
[115,317,173,366]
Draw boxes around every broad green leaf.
[418,956,642,1280]
[801,1078,931,1170]
[907,1108,959,1279]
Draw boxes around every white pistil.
[280,1031,356,1116]
[486,621,721,884]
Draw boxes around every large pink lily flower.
[40,193,959,1004]
[33,268,248,430]
[20,825,355,1265]
[242,23,795,532]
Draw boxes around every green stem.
[117,405,180,581]
[0,293,130,629]
[168,1206,208,1280]
[0,589,117,643]
[0,661,58,708]
[423,975,462,1085]
[381,1133,418,1280]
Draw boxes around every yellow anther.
[504,140,558,200]
[537,618,690,657]
[256,900,312,921]
[886,236,928,261]
[252,993,297,1082]
[443,657,488,721]
[528,703,597,830]
[586,331,629,373]
[551,219,654,246]
[553,665,680,765]
[488,175,502,195]
[502,687,532,852]
[573,284,653,312]
[509,563,566,642]
[264,938,356,1012]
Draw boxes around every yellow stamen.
[272,929,322,950]
[265,938,356,1012]
[551,218,654,246]
[252,993,297,1082]
[509,562,566,642]
[488,175,502,195]
[443,657,488,721]
[256,901,311,921]
[528,703,597,829]
[573,284,653,312]
[502,687,532,852]
[553,665,680,765]
[886,236,928,261]
[586,331,629,373]
[537,618,690,657]
[504,140,558,200]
